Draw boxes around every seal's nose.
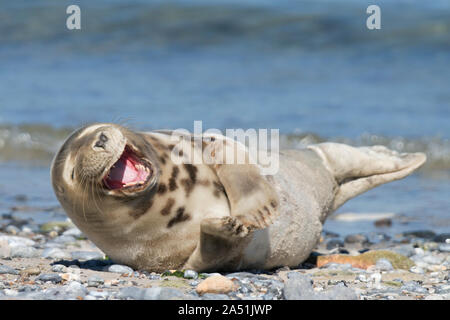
[94,132,108,149]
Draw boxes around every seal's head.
[51,123,160,227]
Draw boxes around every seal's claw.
[201,216,252,238]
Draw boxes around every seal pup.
[51,123,426,272]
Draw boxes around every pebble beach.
[0,204,448,300]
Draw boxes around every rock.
[0,240,10,258]
[326,239,344,250]
[61,273,81,282]
[87,276,104,287]
[118,287,186,300]
[422,255,444,265]
[87,290,110,300]
[438,244,450,253]
[183,270,198,280]
[200,293,230,300]
[52,235,76,244]
[375,258,394,271]
[403,230,436,239]
[5,225,20,235]
[284,272,357,300]
[0,265,19,275]
[36,273,63,283]
[42,247,71,260]
[344,234,368,244]
[433,233,450,243]
[20,267,41,276]
[71,251,104,261]
[63,281,88,298]
[196,275,239,295]
[62,228,84,238]
[322,283,358,300]
[401,281,427,294]
[51,264,67,273]
[387,244,415,257]
[409,266,425,274]
[283,272,315,300]
[39,221,73,234]
[374,218,392,228]
[108,264,134,275]
[425,294,444,300]
[10,246,38,258]
[316,250,414,270]
[0,235,36,247]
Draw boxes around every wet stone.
[200,293,230,300]
[42,247,71,260]
[87,276,104,287]
[326,239,344,250]
[375,258,394,271]
[433,233,450,243]
[438,244,450,253]
[51,264,67,273]
[71,251,104,261]
[183,270,198,280]
[401,281,427,294]
[0,265,19,275]
[403,230,436,240]
[345,234,369,244]
[108,264,134,275]
[36,273,63,283]
[10,246,38,258]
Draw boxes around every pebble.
[375,258,394,271]
[409,266,425,274]
[345,234,368,244]
[87,275,104,287]
[51,264,67,273]
[438,244,450,253]
[42,247,71,260]
[433,233,450,243]
[71,251,104,261]
[20,267,41,276]
[63,281,88,298]
[118,286,187,300]
[401,281,427,294]
[403,230,436,239]
[388,244,415,257]
[183,270,198,280]
[0,265,19,275]
[62,228,84,238]
[52,235,76,244]
[326,239,344,250]
[422,255,443,265]
[10,245,38,258]
[36,273,63,283]
[108,264,134,275]
[5,225,20,235]
[196,275,239,295]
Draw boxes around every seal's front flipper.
[309,143,427,211]
[204,137,279,229]
[183,217,252,272]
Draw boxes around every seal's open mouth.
[103,146,151,191]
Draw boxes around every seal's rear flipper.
[308,143,427,211]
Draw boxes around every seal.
[51,123,426,272]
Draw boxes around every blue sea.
[0,0,449,236]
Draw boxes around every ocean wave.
[0,124,449,178]
[1,1,449,52]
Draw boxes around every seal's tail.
[308,143,427,211]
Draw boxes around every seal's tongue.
[104,148,149,190]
